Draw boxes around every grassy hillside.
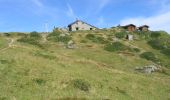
[0,30,170,100]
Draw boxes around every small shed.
[138,25,149,31]
[122,24,136,32]
[126,34,134,41]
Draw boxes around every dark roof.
[138,25,149,28]
[68,20,98,29]
[123,24,136,28]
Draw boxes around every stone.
[67,40,76,49]
[135,64,161,74]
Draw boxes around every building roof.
[68,19,98,29]
[138,25,149,28]
[122,24,136,28]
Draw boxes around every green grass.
[0,37,8,49]
[0,31,170,100]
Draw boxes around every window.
[90,28,93,30]
[76,27,79,31]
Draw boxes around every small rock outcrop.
[66,40,76,49]
[135,64,161,74]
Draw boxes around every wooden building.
[122,24,136,32]
[138,25,149,31]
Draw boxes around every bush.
[33,78,46,85]
[17,32,46,48]
[30,31,41,39]
[86,34,95,40]
[150,31,161,38]
[80,39,87,43]
[86,34,108,44]
[140,52,158,62]
[133,48,141,53]
[48,29,72,43]
[115,32,127,39]
[3,33,11,37]
[72,79,91,92]
[104,42,127,52]
[148,39,166,50]
[161,48,170,57]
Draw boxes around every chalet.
[68,20,97,31]
[122,24,136,32]
[138,25,149,31]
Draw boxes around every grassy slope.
[0,31,170,100]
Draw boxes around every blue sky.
[0,0,170,33]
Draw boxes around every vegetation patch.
[71,79,91,92]
[116,87,127,95]
[0,59,15,65]
[148,39,166,50]
[115,32,127,39]
[132,48,141,53]
[33,78,46,85]
[161,48,170,57]
[140,52,158,62]
[150,31,161,38]
[47,29,72,43]
[104,42,128,52]
[17,31,45,48]
[86,34,108,44]
[33,51,56,60]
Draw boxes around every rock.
[66,40,76,49]
[135,64,161,74]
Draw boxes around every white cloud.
[120,11,170,33]
[98,0,110,11]
[120,0,170,33]
[31,0,43,8]
[66,3,77,19]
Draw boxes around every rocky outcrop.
[135,64,161,74]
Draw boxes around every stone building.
[68,20,97,31]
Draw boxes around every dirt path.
[42,33,48,42]
[0,38,15,52]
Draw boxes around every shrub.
[30,31,41,39]
[148,39,166,50]
[150,31,161,38]
[140,52,158,62]
[115,32,127,39]
[86,34,108,44]
[86,34,95,40]
[3,33,11,37]
[33,78,46,85]
[47,29,72,43]
[133,48,141,53]
[104,42,127,52]
[80,39,87,43]
[72,79,91,92]
[161,48,170,57]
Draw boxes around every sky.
[0,0,170,33]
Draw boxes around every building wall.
[127,26,136,32]
[142,27,148,31]
[69,21,96,31]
